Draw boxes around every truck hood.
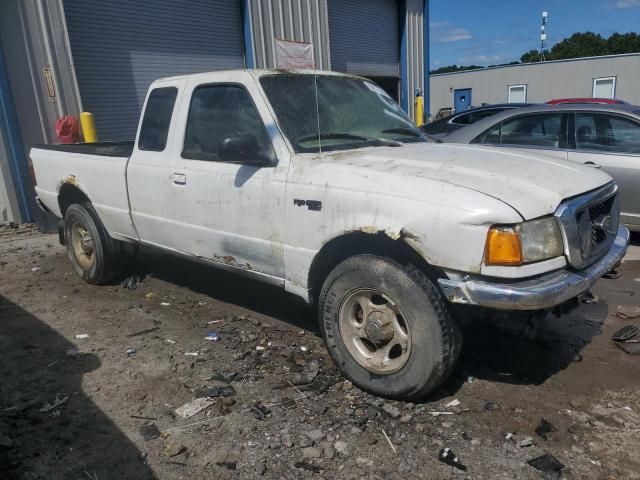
[327,143,612,220]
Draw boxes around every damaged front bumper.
[438,225,630,311]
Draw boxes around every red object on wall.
[55,115,81,143]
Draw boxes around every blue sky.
[429,0,640,68]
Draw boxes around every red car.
[547,97,629,105]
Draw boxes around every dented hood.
[328,143,612,220]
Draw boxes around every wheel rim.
[70,221,95,270]
[338,288,411,374]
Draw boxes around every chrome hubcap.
[339,289,411,374]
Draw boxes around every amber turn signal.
[485,227,523,266]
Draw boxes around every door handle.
[173,173,187,185]
[583,161,601,169]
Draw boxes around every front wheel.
[63,203,124,284]
[318,255,462,399]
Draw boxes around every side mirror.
[218,134,260,165]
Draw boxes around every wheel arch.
[58,180,92,217]
[307,229,443,304]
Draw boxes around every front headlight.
[485,217,563,266]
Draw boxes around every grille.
[555,184,619,269]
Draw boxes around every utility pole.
[540,11,548,62]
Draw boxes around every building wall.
[430,53,640,115]
[248,0,331,70]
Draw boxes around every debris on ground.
[175,398,215,418]
[139,422,160,441]
[204,331,220,341]
[615,305,640,319]
[250,403,271,420]
[121,274,144,290]
[126,326,160,338]
[611,325,639,342]
[527,453,564,479]
[39,394,68,413]
[202,385,236,398]
[535,418,556,440]
[484,402,500,411]
[444,399,461,408]
[126,348,137,356]
[581,291,599,304]
[615,341,640,355]
[294,461,323,473]
[438,447,467,471]
[74,333,89,339]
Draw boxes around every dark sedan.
[422,103,534,137]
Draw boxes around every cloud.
[458,54,507,65]
[613,0,640,7]
[441,28,473,43]
[431,22,473,43]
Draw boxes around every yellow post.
[415,94,424,127]
[80,112,97,143]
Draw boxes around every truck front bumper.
[438,225,630,311]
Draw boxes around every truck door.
[127,82,184,248]
[162,80,287,280]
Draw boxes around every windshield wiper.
[296,132,402,148]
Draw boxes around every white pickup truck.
[31,70,629,399]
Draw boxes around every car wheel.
[319,254,462,399]
[63,203,124,284]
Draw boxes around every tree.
[548,32,608,60]
[520,49,542,63]
[430,64,483,75]
[607,32,640,54]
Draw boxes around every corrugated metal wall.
[327,0,399,77]
[64,0,245,140]
[404,0,424,120]
[249,0,330,70]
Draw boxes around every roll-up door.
[328,0,399,78]
[64,0,244,140]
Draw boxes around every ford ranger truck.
[30,70,630,399]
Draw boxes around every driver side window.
[182,84,273,163]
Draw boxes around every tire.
[63,202,125,284]
[318,255,462,399]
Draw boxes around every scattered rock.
[324,447,336,459]
[305,429,324,442]
[484,402,500,411]
[397,459,412,473]
[334,440,350,457]
[399,414,413,424]
[382,403,401,419]
[535,418,556,440]
[255,460,267,475]
[302,446,323,459]
[299,437,313,448]
[294,461,323,473]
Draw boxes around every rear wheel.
[319,255,462,399]
[63,203,124,284]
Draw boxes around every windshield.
[260,74,427,153]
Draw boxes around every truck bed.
[34,141,134,158]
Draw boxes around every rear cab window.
[138,87,178,151]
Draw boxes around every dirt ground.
[1,225,640,480]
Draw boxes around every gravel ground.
[1,226,639,479]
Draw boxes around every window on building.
[138,87,178,151]
[474,113,564,148]
[182,85,271,162]
[592,77,616,99]
[508,85,527,104]
[575,113,640,154]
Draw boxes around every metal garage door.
[328,0,399,77]
[64,0,244,140]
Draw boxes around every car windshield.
[259,74,427,153]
